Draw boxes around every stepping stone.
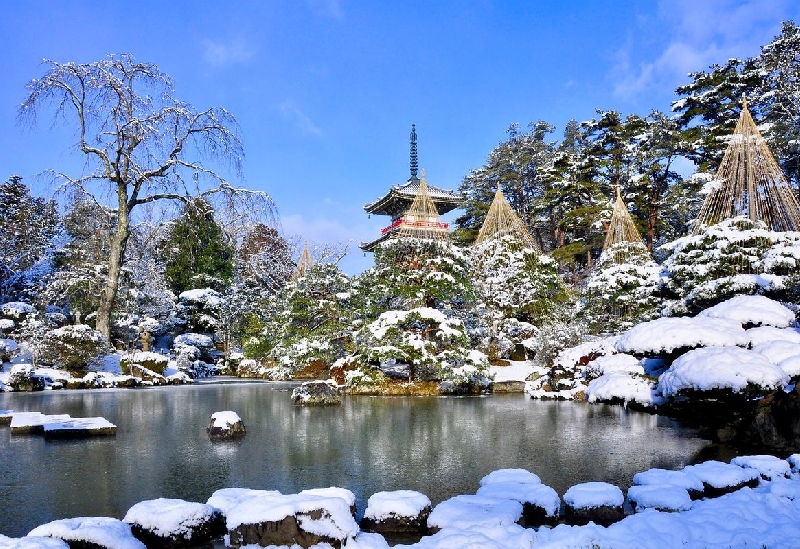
[43,417,116,439]
[683,460,759,498]
[123,498,225,549]
[476,481,560,527]
[28,517,145,549]
[10,413,70,435]
[563,482,624,526]
[627,484,693,513]
[360,490,431,535]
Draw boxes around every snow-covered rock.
[0,535,69,548]
[206,488,282,515]
[731,455,791,481]
[745,326,800,347]
[299,487,357,517]
[658,346,789,397]
[632,468,704,499]
[563,481,625,526]
[28,517,145,549]
[207,411,245,439]
[698,295,795,328]
[291,380,341,405]
[427,495,523,533]
[615,316,749,357]
[586,371,661,406]
[123,498,224,548]
[476,481,560,526]
[479,468,541,486]
[627,484,693,513]
[683,460,760,497]
[361,490,431,534]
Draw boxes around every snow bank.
[479,468,541,486]
[563,482,624,509]
[658,346,788,396]
[427,495,523,531]
[123,498,219,538]
[615,316,749,355]
[0,535,68,548]
[28,517,144,549]
[363,490,431,521]
[698,295,795,328]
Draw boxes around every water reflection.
[0,385,710,537]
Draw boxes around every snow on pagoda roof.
[364,177,465,217]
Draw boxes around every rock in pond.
[123,498,225,548]
[683,460,760,498]
[360,490,431,535]
[207,411,246,440]
[563,481,625,526]
[291,380,341,406]
[28,517,145,549]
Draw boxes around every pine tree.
[161,198,234,294]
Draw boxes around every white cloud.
[279,100,323,136]
[612,0,792,99]
[308,0,344,21]
[203,37,257,68]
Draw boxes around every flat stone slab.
[10,413,71,435]
[0,409,13,425]
[43,417,117,439]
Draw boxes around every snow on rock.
[363,490,431,522]
[626,484,693,513]
[563,482,624,509]
[769,479,800,500]
[225,492,359,547]
[427,495,523,532]
[0,535,69,548]
[123,498,224,546]
[554,335,620,369]
[683,460,760,496]
[0,302,35,318]
[291,380,341,406]
[206,488,282,515]
[42,417,116,439]
[10,412,70,435]
[479,468,541,486]
[207,411,245,439]
[746,326,800,346]
[754,339,800,365]
[476,481,561,523]
[586,372,661,406]
[698,295,796,328]
[615,316,749,356]
[585,354,642,377]
[632,468,704,497]
[658,346,789,397]
[178,288,222,307]
[299,487,357,510]
[789,454,800,475]
[731,455,791,481]
[173,333,214,350]
[28,517,145,549]
[533,482,800,548]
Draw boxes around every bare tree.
[18,54,274,339]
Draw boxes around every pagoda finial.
[410,124,419,180]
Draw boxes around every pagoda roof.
[364,177,465,217]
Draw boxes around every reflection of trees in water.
[0,387,709,537]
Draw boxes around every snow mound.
[123,498,219,538]
[206,488,282,515]
[627,484,693,512]
[476,481,560,517]
[754,340,800,364]
[0,535,68,548]
[698,295,795,328]
[555,335,620,369]
[658,346,788,396]
[363,490,431,521]
[615,316,749,356]
[479,468,541,486]
[731,455,791,481]
[586,371,661,406]
[586,354,642,376]
[28,517,144,549]
[563,482,624,509]
[746,326,800,346]
[427,495,523,531]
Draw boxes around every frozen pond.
[0,381,713,537]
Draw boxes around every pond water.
[0,381,714,537]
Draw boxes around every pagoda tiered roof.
[364,177,464,220]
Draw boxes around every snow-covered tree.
[0,176,59,303]
[660,217,800,315]
[19,53,274,338]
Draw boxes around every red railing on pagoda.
[381,218,449,235]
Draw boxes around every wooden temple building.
[360,125,465,252]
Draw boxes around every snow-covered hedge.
[37,324,111,371]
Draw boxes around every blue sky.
[1,0,799,274]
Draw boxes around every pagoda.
[360,125,465,252]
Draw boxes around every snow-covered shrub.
[173,332,216,362]
[7,363,44,391]
[176,288,223,333]
[471,235,570,325]
[0,338,19,363]
[579,241,662,334]
[660,217,800,315]
[615,316,749,358]
[527,306,586,369]
[697,295,795,328]
[120,351,169,375]
[37,324,112,371]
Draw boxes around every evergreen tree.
[0,176,59,302]
[161,198,234,294]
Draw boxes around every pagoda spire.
[693,94,800,233]
[410,124,419,180]
[294,240,314,278]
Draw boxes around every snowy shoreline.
[3,455,800,548]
